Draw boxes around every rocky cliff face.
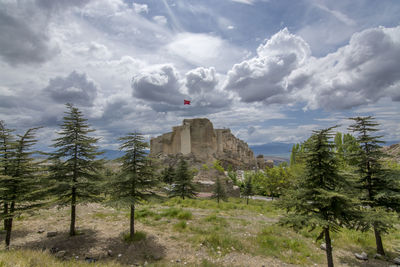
[150,118,256,169]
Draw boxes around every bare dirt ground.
[0,203,396,267]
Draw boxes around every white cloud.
[153,15,168,26]
[224,28,310,103]
[293,26,400,110]
[133,3,148,14]
[166,32,245,71]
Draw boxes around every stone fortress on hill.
[150,118,257,169]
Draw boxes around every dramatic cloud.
[0,0,90,66]
[224,28,311,104]
[132,64,185,106]
[44,71,98,107]
[293,26,400,110]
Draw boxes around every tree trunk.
[324,227,334,267]
[5,201,15,249]
[374,225,385,255]
[3,202,8,229]
[130,204,135,238]
[246,197,249,205]
[70,187,76,236]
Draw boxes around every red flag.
[184,99,191,105]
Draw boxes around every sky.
[1,0,400,150]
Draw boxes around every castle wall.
[150,118,256,168]
[181,122,191,155]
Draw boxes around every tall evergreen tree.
[0,127,44,248]
[279,127,356,267]
[161,165,175,184]
[0,121,15,230]
[108,132,157,239]
[348,116,399,255]
[49,104,103,236]
[169,159,197,199]
[211,176,227,204]
[242,176,253,205]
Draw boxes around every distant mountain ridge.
[249,142,294,158]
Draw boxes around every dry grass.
[0,198,398,267]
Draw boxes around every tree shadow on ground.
[0,228,31,242]
[15,228,166,266]
[338,254,393,267]
[19,228,98,255]
[103,232,167,265]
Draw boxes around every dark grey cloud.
[0,8,58,65]
[0,0,90,66]
[44,71,98,106]
[132,64,185,105]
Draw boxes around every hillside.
[1,198,398,267]
[383,143,400,163]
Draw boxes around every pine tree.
[161,165,175,184]
[211,176,227,204]
[107,132,157,239]
[49,104,103,236]
[348,116,399,255]
[0,121,15,230]
[0,127,44,248]
[169,159,197,199]
[279,127,356,267]
[242,176,253,205]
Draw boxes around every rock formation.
[150,118,256,169]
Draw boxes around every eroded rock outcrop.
[150,118,256,169]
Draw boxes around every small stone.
[374,253,383,259]
[37,229,45,233]
[107,250,113,257]
[49,247,59,254]
[47,231,57,237]
[85,257,97,263]
[184,262,187,265]
[176,259,181,263]
[144,261,148,265]
[75,256,79,259]
[393,257,400,265]
[320,243,326,251]
[55,250,66,258]
[118,254,122,258]
[354,252,368,261]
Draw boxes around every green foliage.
[279,126,357,267]
[211,176,227,204]
[227,170,237,185]
[49,104,103,236]
[107,131,158,238]
[168,159,197,199]
[161,165,175,184]
[201,164,209,171]
[241,174,253,204]
[0,124,45,247]
[212,160,225,174]
[264,164,292,198]
[348,116,400,255]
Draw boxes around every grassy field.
[0,197,399,267]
